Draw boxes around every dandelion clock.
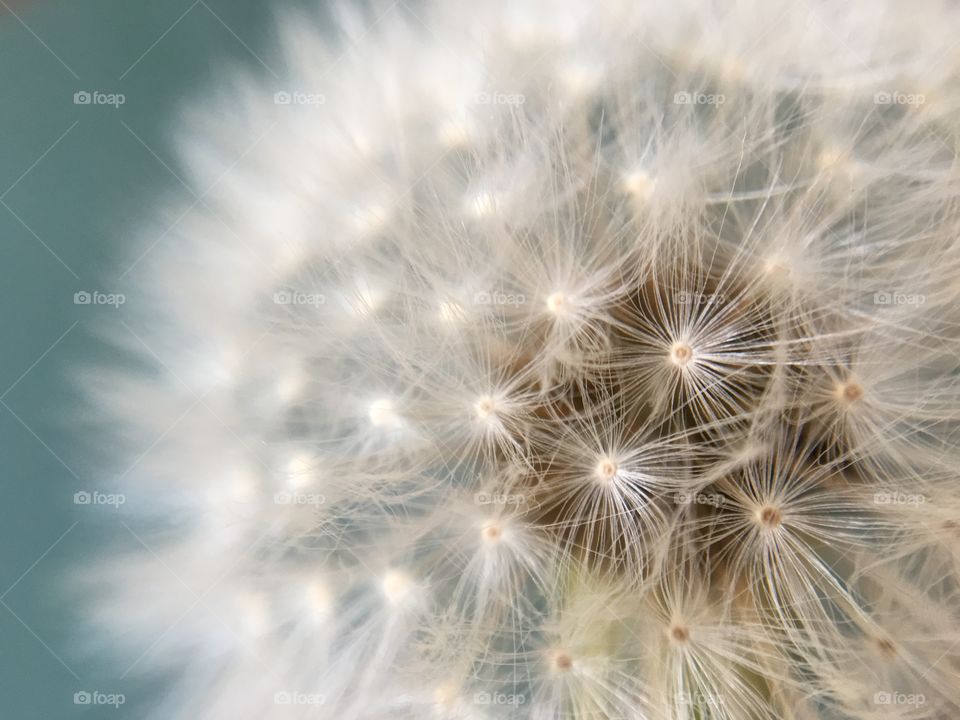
[88,1,960,718]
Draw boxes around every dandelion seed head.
[594,457,619,484]
[755,504,783,529]
[622,169,655,201]
[306,580,332,616]
[669,341,694,367]
[474,394,497,420]
[432,682,459,708]
[548,649,574,673]
[762,255,790,279]
[86,1,960,717]
[480,520,503,544]
[837,379,864,405]
[381,570,414,605]
[545,291,568,316]
[275,368,307,404]
[369,397,397,427]
[467,190,497,218]
[668,623,690,644]
[285,452,316,489]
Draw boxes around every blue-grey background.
[0,1,311,716]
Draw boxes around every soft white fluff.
[89,1,960,718]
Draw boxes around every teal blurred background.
[0,1,307,716]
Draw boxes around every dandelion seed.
[836,379,864,405]
[480,521,502,544]
[669,341,694,368]
[622,169,655,201]
[275,368,307,404]
[381,570,414,605]
[432,682,460,708]
[369,397,397,427]
[467,190,497,218]
[594,457,619,483]
[754,504,783,529]
[668,621,689,640]
[549,649,574,673]
[285,452,317,489]
[546,291,568,316]
[474,394,496,420]
[306,580,332,617]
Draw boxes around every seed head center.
[756,505,782,528]
[838,381,863,404]
[481,522,502,543]
[550,649,574,672]
[546,292,567,315]
[595,458,619,482]
[475,395,497,419]
[670,342,694,367]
